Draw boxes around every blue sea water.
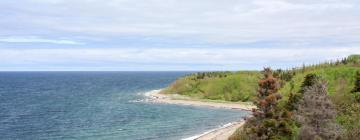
[0,72,250,140]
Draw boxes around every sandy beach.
[195,121,245,140]
[145,89,256,111]
[144,89,255,140]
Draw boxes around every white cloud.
[0,0,359,70]
[1,0,359,43]
[0,36,84,45]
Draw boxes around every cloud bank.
[0,0,359,70]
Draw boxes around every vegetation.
[161,71,260,102]
[296,79,341,139]
[351,71,360,102]
[164,54,360,139]
[286,74,320,111]
[238,68,295,140]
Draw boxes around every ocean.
[0,72,250,140]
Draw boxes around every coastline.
[144,89,256,111]
[181,121,245,140]
[143,89,255,140]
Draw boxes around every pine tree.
[296,79,341,140]
[286,74,319,111]
[244,68,293,139]
[299,74,319,94]
[256,68,280,115]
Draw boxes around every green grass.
[163,59,359,104]
[162,71,260,102]
[278,65,359,107]
[279,66,358,96]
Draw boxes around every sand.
[195,121,244,140]
[145,89,256,111]
[143,89,255,140]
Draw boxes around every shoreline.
[143,89,255,140]
[183,121,245,140]
[144,89,256,111]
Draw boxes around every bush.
[354,92,360,103]
[351,71,360,93]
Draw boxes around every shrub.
[351,71,360,93]
[354,92,360,103]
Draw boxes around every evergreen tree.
[286,74,319,111]
[299,74,319,94]
[244,68,293,139]
[296,79,341,140]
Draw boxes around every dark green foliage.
[273,69,295,88]
[273,69,295,82]
[286,74,320,111]
[354,92,360,103]
[350,71,360,103]
[351,71,360,93]
[285,92,301,111]
[341,58,348,65]
[193,72,230,80]
[299,73,320,94]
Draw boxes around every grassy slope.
[164,55,360,139]
[230,55,360,139]
[163,59,359,103]
[278,65,359,106]
[162,71,260,102]
[277,64,360,139]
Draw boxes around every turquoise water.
[0,72,249,140]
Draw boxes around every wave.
[129,89,162,103]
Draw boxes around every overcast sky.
[0,0,359,71]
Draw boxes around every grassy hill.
[163,55,359,103]
[278,65,359,104]
[163,54,360,139]
[161,71,261,102]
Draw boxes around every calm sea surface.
[0,72,249,140]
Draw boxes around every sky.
[0,0,360,71]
